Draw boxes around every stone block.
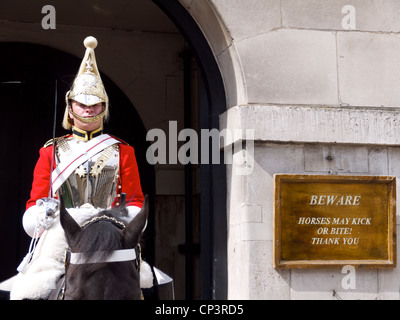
[304,145,368,173]
[240,205,262,223]
[282,0,400,33]
[338,32,400,107]
[240,222,270,241]
[282,0,347,30]
[182,0,232,56]
[229,240,290,299]
[291,268,378,300]
[220,105,400,146]
[210,0,281,41]
[236,29,338,105]
[216,42,248,107]
[352,0,400,32]
[368,148,388,175]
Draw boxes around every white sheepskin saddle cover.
[10,205,152,300]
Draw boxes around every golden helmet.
[63,36,109,129]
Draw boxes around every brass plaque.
[273,174,396,268]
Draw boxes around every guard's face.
[69,100,104,131]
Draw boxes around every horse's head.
[59,195,149,300]
[60,195,148,251]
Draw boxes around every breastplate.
[56,137,120,208]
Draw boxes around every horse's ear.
[123,195,149,248]
[59,196,81,240]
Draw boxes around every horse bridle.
[65,215,141,266]
[81,215,125,229]
[57,215,142,300]
[67,215,140,265]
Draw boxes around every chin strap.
[68,106,106,124]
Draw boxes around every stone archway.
[154,0,230,299]
[0,0,232,300]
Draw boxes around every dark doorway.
[154,0,228,300]
[0,0,228,300]
[0,42,154,282]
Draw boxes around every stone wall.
[181,0,400,299]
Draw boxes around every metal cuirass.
[55,136,120,208]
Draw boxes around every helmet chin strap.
[68,106,106,124]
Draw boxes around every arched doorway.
[0,0,227,300]
[153,0,228,300]
[0,42,154,283]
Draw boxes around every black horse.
[56,195,148,300]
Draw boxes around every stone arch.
[176,0,246,108]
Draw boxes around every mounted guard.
[0,36,173,300]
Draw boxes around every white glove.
[35,198,60,230]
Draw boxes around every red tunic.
[26,135,144,210]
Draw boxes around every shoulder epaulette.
[43,135,70,148]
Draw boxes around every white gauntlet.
[22,198,59,237]
[36,198,59,230]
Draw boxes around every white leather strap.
[70,248,137,265]
[50,134,119,195]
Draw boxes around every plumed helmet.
[63,36,109,129]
